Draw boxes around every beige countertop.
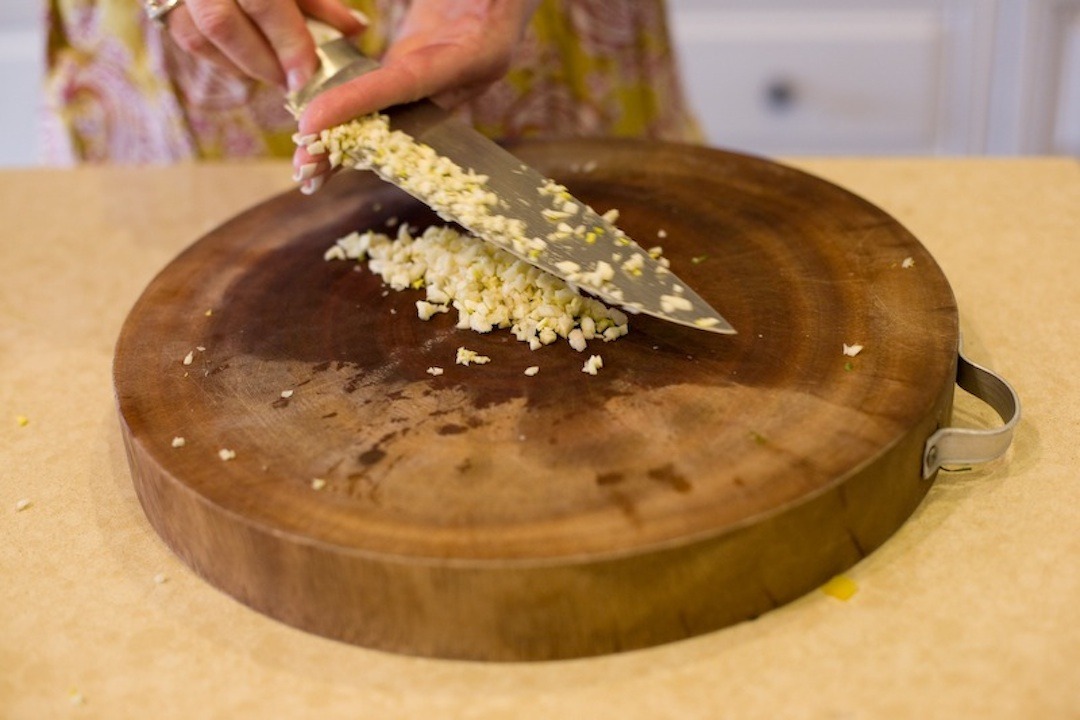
[2,157,1078,719]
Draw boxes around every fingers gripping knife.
[288,22,736,335]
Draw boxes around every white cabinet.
[669,0,1080,155]
[987,0,1080,153]
[1056,13,1080,153]
[0,0,44,166]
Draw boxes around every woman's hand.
[293,0,541,193]
[164,0,366,92]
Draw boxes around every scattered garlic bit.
[541,207,570,222]
[620,253,645,277]
[555,260,581,275]
[538,178,569,198]
[582,160,598,173]
[327,225,629,351]
[16,415,29,427]
[582,354,604,375]
[524,366,540,376]
[821,574,858,601]
[182,351,194,366]
[660,294,693,314]
[902,256,916,269]
[218,448,236,461]
[311,478,327,491]
[843,343,864,357]
[416,300,450,321]
[204,308,213,317]
[171,436,186,448]
[456,347,491,366]
[324,244,347,261]
[657,228,667,238]
[153,572,168,585]
[426,366,445,376]
[280,390,294,398]
[15,498,31,512]
[574,260,616,289]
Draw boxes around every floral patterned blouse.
[45,0,701,164]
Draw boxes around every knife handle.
[288,19,380,116]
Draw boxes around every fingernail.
[286,69,309,94]
[293,162,318,182]
[349,9,371,26]
[300,174,325,195]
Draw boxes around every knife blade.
[289,31,735,335]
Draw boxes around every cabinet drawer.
[671,9,955,154]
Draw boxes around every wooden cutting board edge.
[119,359,955,661]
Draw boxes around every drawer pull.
[765,79,798,112]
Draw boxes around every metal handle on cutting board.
[922,335,1021,478]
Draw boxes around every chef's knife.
[289,25,735,335]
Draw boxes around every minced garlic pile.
[303,112,651,357]
[325,224,628,351]
[298,113,673,313]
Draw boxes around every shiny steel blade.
[291,34,735,335]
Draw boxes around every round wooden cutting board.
[115,140,958,661]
